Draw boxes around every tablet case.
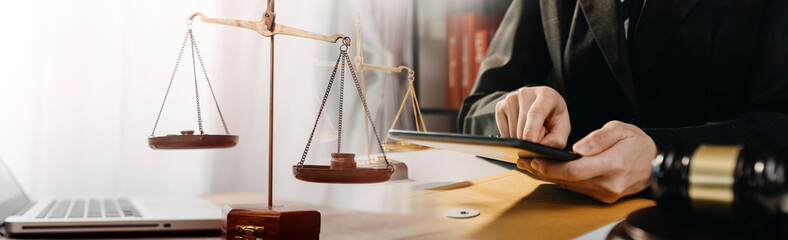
[388,130,580,163]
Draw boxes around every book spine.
[460,13,488,102]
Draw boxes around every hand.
[516,121,657,203]
[495,86,570,148]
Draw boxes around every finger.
[573,121,631,156]
[506,95,519,138]
[522,96,553,143]
[529,157,608,182]
[516,158,552,181]
[516,158,534,172]
[517,158,547,177]
[539,114,571,149]
[495,102,510,138]
[538,126,546,143]
[516,92,535,139]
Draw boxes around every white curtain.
[0,0,414,204]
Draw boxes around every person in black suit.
[459,0,787,203]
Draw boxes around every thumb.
[572,121,630,156]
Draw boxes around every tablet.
[388,130,581,163]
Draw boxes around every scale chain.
[343,51,390,170]
[151,31,190,137]
[337,53,345,153]
[298,53,343,169]
[191,31,231,135]
[189,30,204,135]
[298,43,391,171]
[150,26,231,137]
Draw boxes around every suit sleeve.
[458,0,553,136]
[644,0,788,152]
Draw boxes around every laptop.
[0,158,221,236]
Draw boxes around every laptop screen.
[0,158,30,222]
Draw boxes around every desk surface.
[271,149,515,213]
[2,150,654,239]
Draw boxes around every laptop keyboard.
[35,198,141,219]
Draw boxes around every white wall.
[0,0,414,202]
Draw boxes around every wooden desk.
[267,149,514,213]
[2,150,654,239]
[205,149,653,239]
[204,192,462,240]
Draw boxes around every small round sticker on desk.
[445,209,480,219]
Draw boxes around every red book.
[460,13,489,101]
[446,14,462,110]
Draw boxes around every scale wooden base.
[222,204,320,240]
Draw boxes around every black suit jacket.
[459,0,788,152]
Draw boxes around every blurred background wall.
[0,0,414,201]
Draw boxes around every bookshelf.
[412,0,512,133]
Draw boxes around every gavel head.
[652,144,787,218]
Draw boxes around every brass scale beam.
[188,0,416,207]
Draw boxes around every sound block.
[221,204,320,240]
[607,206,788,240]
[388,160,408,180]
[357,157,408,181]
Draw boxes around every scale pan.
[293,165,392,184]
[149,133,238,149]
[383,140,433,152]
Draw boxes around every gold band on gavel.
[688,145,742,215]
